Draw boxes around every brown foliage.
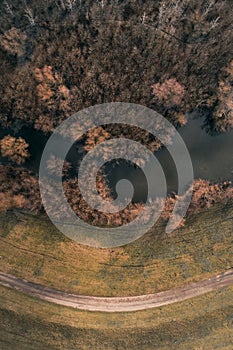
[0,0,232,133]
[63,177,145,227]
[189,179,233,213]
[1,162,233,230]
[0,0,232,226]
[0,27,27,57]
[211,60,233,132]
[83,125,163,166]
[0,136,30,164]
[34,65,70,105]
[33,65,72,132]
[0,192,26,213]
[160,179,233,230]
[84,127,112,152]
[34,115,56,133]
[46,155,71,177]
[0,165,42,213]
[152,78,185,108]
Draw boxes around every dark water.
[1,115,233,201]
[108,115,233,200]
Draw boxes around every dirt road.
[0,270,232,312]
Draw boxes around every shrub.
[0,136,30,164]
[152,78,185,108]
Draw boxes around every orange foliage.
[152,78,185,108]
[212,60,233,131]
[84,127,112,152]
[0,27,27,56]
[34,115,56,133]
[0,165,41,213]
[0,136,30,164]
[34,65,70,106]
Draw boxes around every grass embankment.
[0,199,232,297]
[0,284,232,349]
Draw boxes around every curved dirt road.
[0,270,232,312]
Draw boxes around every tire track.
[0,269,232,312]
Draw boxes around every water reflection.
[107,115,233,201]
[1,114,233,202]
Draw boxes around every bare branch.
[203,0,216,17]
[23,2,35,26]
[4,0,13,16]
[56,0,77,11]
[97,0,106,10]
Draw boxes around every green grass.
[0,200,232,297]
[0,284,232,349]
[0,201,232,348]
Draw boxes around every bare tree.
[141,12,147,24]
[157,0,188,35]
[56,0,77,11]
[24,3,35,25]
[97,0,106,10]
[203,0,216,17]
[3,0,13,16]
[157,0,220,42]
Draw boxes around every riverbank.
[0,199,232,297]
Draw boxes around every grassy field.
[0,284,232,349]
[0,200,232,348]
[0,200,232,297]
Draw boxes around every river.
[1,113,233,202]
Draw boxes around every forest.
[0,2,233,349]
[0,0,233,228]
